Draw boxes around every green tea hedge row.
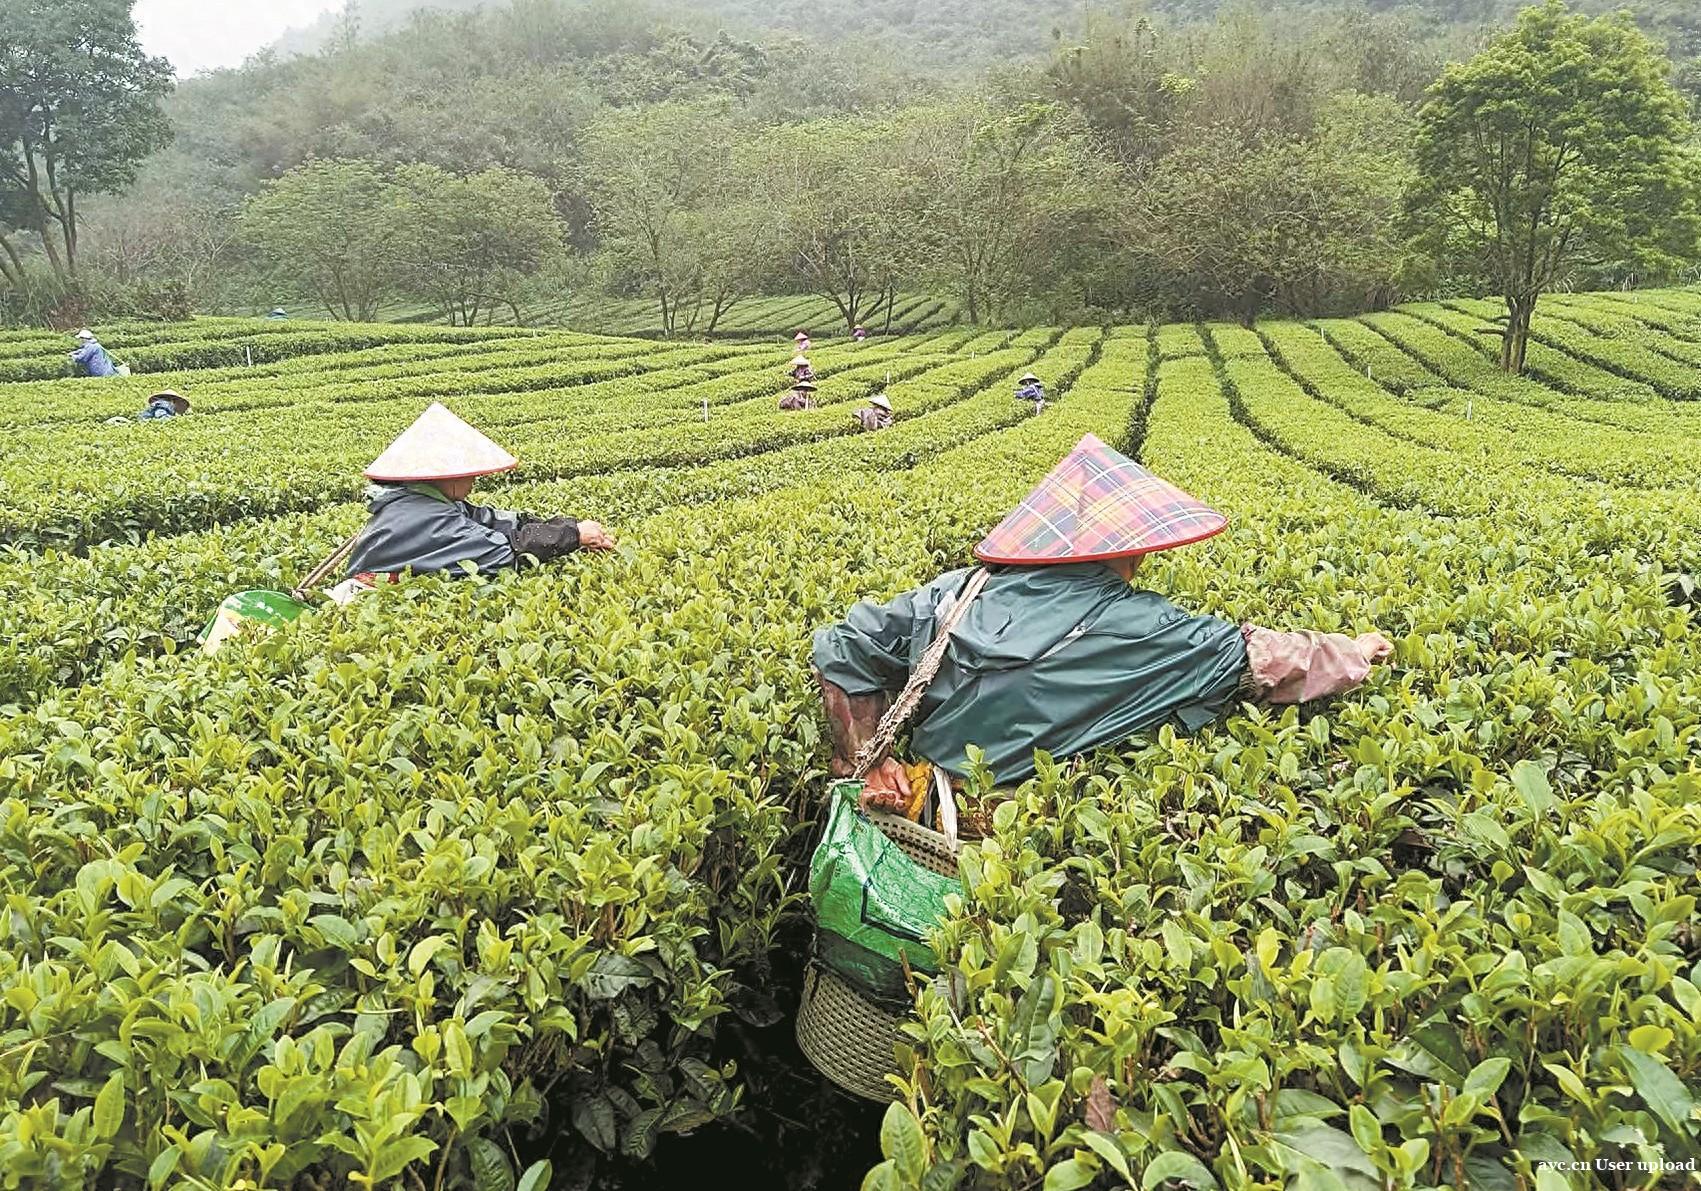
[0,345,1023,552]
[1311,320,1446,394]
[0,337,721,430]
[1257,325,1701,486]
[1352,313,1697,437]
[875,349,1701,1191]
[0,340,1087,706]
[1403,305,1657,404]
[1445,298,1701,401]
[0,323,544,383]
[0,339,1128,1188]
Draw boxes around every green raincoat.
[812,563,1248,784]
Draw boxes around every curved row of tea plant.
[0,330,1132,1188]
[878,343,1701,1191]
[3,296,1700,1190]
[0,335,1090,716]
[0,341,1003,551]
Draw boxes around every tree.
[1119,95,1415,325]
[906,99,1115,325]
[581,102,761,336]
[1044,15,1196,173]
[0,0,173,282]
[1405,0,1700,373]
[80,186,240,299]
[742,118,916,332]
[393,165,563,325]
[239,159,404,321]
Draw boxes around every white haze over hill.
[135,0,348,76]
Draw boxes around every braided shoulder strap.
[852,567,991,780]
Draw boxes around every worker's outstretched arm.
[1240,626,1393,704]
[510,516,580,560]
[504,515,617,561]
[814,667,911,812]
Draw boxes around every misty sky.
[135,0,345,76]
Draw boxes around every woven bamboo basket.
[796,809,958,1102]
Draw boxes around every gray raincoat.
[346,483,579,577]
[812,563,1248,784]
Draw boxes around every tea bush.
[3,295,1699,1189]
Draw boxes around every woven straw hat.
[364,403,519,482]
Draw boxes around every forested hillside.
[8,0,1701,339]
[274,0,1701,70]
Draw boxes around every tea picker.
[200,403,618,655]
[1015,371,1046,413]
[69,329,126,378]
[799,434,1397,1098]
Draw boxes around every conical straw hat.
[975,434,1226,565]
[364,403,519,482]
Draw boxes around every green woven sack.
[808,779,959,1004]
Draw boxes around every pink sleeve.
[1240,625,1370,704]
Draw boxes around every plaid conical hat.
[364,403,518,482]
[974,434,1226,565]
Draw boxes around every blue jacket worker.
[69,329,117,378]
[1016,371,1046,412]
[138,390,190,420]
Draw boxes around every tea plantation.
[1,291,1698,1190]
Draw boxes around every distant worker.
[853,325,869,343]
[779,379,819,412]
[334,403,616,601]
[68,329,117,378]
[267,307,288,320]
[790,355,816,383]
[138,389,191,420]
[852,393,893,432]
[1016,371,1046,413]
[795,330,812,354]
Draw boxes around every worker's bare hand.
[859,758,912,815]
[578,521,617,551]
[1355,632,1395,664]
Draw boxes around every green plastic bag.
[199,589,312,656]
[809,779,959,1005]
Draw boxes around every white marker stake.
[1466,398,1474,421]
[246,346,253,367]
[703,396,709,423]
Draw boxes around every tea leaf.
[1141,1150,1219,1189]
[1617,1045,1698,1139]
[880,1103,927,1182]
